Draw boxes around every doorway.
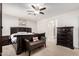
[47,19,57,44]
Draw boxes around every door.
[0,3,2,56]
[48,19,57,43]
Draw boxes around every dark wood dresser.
[2,36,11,46]
[57,26,74,49]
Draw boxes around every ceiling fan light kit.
[27,4,46,15]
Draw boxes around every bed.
[10,27,32,54]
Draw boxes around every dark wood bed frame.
[10,27,32,54]
[10,27,32,34]
[10,27,46,55]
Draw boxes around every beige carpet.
[2,41,79,56]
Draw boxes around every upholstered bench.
[25,35,46,56]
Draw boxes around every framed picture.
[18,19,26,27]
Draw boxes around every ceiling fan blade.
[40,12,44,15]
[27,10,34,12]
[40,7,46,11]
[31,5,36,10]
[28,13,32,15]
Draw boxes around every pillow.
[33,37,39,42]
[11,33,17,39]
[11,37,17,43]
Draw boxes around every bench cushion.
[29,40,45,50]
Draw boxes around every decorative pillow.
[33,37,39,42]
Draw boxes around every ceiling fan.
[27,4,46,15]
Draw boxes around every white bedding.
[10,32,33,43]
[17,32,33,35]
[11,33,17,43]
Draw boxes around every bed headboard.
[10,27,32,34]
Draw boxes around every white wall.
[2,14,18,36]
[55,9,79,48]
[26,20,37,33]
[56,16,79,48]
[37,18,57,43]
[2,14,37,36]
[37,9,79,48]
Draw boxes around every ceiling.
[2,3,79,21]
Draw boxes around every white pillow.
[11,33,17,39]
[10,33,17,43]
[33,37,39,42]
[11,37,17,43]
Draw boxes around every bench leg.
[45,43,46,48]
[29,51,31,56]
[0,53,2,56]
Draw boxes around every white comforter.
[11,33,17,43]
[10,32,33,43]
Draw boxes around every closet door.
[0,3,2,56]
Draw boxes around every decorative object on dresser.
[57,26,74,49]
